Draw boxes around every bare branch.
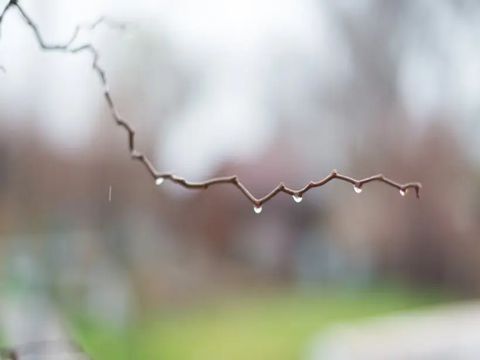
[0,347,17,360]
[0,0,422,211]
[63,16,127,49]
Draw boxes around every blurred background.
[1,0,480,358]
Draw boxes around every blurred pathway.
[308,302,480,360]
[0,295,85,359]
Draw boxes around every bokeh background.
[1,0,480,359]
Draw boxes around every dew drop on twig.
[353,185,362,194]
[253,206,263,214]
[292,194,303,203]
[155,177,164,186]
[400,189,406,197]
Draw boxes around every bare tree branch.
[0,0,422,211]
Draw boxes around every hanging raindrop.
[292,194,303,203]
[400,189,406,197]
[353,185,362,194]
[253,205,263,214]
[155,177,164,186]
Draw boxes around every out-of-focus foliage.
[72,287,443,360]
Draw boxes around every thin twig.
[0,0,422,210]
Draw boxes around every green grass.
[71,286,444,360]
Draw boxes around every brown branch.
[0,0,422,212]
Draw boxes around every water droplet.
[353,185,362,194]
[400,189,406,197]
[292,194,303,203]
[253,205,263,214]
[155,177,164,186]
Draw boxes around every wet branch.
[0,0,422,211]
